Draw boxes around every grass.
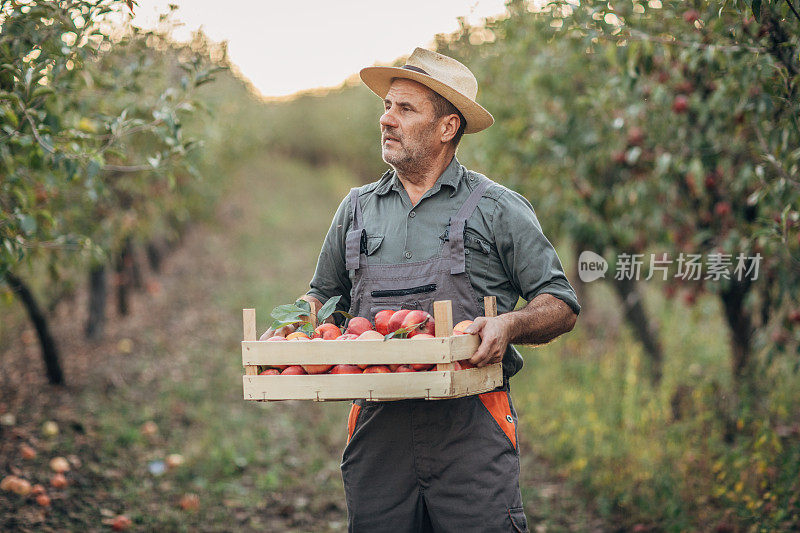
[512,280,800,530]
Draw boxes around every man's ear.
[440,114,460,144]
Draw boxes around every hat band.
[402,65,430,75]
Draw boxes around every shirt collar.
[375,156,463,198]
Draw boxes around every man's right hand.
[259,295,325,339]
[259,323,297,340]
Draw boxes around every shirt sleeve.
[306,194,353,316]
[492,189,581,315]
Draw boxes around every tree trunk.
[4,271,64,385]
[146,240,163,273]
[116,238,132,316]
[85,264,107,340]
[611,276,664,385]
[130,243,144,291]
[720,278,755,395]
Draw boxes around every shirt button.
[465,249,470,254]
[404,251,412,259]
[409,211,416,218]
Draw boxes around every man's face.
[379,78,440,173]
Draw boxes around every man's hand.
[464,316,511,367]
[260,295,325,339]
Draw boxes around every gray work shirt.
[307,155,580,379]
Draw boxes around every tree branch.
[786,0,800,23]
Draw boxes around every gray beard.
[381,135,437,183]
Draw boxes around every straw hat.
[360,47,494,134]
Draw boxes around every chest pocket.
[464,229,494,278]
[360,234,384,258]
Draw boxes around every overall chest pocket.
[463,229,494,278]
[369,283,437,318]
[362,234,384,255]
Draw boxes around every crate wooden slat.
[242,334,479,366]
[241,298,503,401]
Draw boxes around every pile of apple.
[257,309,475,375]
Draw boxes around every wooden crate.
[241,297,503,401]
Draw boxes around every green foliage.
[0,0,224,290]
[439,0,800,384]
[269,295,342,333]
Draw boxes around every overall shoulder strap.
[345,188,365,271]
[448,175,491,275]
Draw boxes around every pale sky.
[131,0,508,98]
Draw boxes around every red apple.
[259,368,280,375]
[395,365,415,372]
[314,323,342,340]
[329,364,362,374]
[453,320,473,335]
[672,95,689,113]
[363,365,392,373]
[346,317,374,336]
[264,335,287,341]
[374,309,395,335]
[356,330,384,340]
[411,363,435,371]
[280,366,307,375]
[387,309,412,333]
[302,363,333,374]
[411,333,434,339]
[401,310,435,337]
[336,334,359,340]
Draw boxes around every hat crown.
[405,48,478,100]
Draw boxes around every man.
[273,48,579,532]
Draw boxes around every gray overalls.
[341,175,529,532]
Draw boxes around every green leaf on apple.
[316,295,342,323]
[382,321,427,340]
[295,299,311,313]
[297,322,316,337]
[270,303,307,323]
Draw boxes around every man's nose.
[380,108,398,129]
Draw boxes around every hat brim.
[359,66,493,134]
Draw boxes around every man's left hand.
[464,316,511,367]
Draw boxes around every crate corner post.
[482,296,503,387]
[433,300,455,372]
[243,308,258,376]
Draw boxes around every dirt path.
[1,153,607,531]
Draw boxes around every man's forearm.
[499,293,577,345]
